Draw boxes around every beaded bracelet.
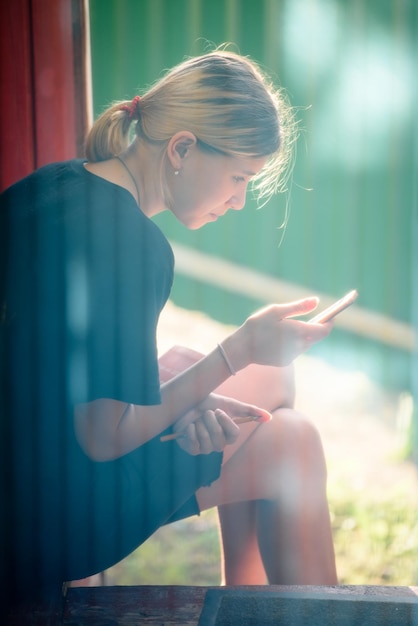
[217,343,236,376]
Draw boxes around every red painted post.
[0,0,91,192]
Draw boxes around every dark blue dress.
[0,160,222,604]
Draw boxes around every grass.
[105,511,222,586]
[104,488,418,587]
[329,488,418,585]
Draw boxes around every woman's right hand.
[173,408,240,456]
[223,298,332,369]
[171,393,271,455]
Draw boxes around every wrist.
[221,327,251,373]
[217,343,236,376]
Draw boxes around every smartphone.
[309,289,358,324]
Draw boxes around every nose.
[228,187,247,211]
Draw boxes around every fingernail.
[256,413,271,423]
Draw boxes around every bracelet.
[217,343,236,376]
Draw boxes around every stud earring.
[174,170,179,176]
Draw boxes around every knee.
[258,409,328,488]
[286,411,324,457]
[267,406,321,440]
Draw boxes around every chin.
[186,222,204,231]
[175,211,212,230]
[182,216,209,230]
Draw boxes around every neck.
[115,156,140,205]
[120,142,166,218]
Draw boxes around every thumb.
[279,297,319,319]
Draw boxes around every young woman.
[0,49,337,608]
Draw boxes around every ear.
[166,131,197,170]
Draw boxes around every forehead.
[228,155,268,175]
[204,153,267,175]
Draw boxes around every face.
[168,146,267,230]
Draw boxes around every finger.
[214,409,240,444]
[242,407,271,423]
[173,407,200,433]
[224,400,272,424]
[201,410,226,451]
[195,417,216,454]
[178,422,200,455]
[300,319,333,343]
[308,319,334,333]
[279,297,319,319]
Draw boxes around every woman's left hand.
[172,393,271,455]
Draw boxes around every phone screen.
[309,289,358,324]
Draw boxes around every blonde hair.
[85,49,297,205]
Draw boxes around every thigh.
[214,361,295,466]
[216,361,295,413]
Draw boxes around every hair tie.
[120,95,141,119]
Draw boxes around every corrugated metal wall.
[88,0,417,391]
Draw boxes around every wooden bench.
[4,584,418,624]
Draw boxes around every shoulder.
[0,160,86,212]
[1,159,84,193]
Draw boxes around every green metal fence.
[88,0,417,392]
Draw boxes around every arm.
[74,297,331,461]
[74,343,255,461]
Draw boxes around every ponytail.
[85,100,139,162]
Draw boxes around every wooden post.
[0,0,92,192]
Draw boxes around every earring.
[174,170,179,176]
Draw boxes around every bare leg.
[196,364,337,585]
[214,364,295,585]
[253,410,337,584]
[218,500,267,585]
